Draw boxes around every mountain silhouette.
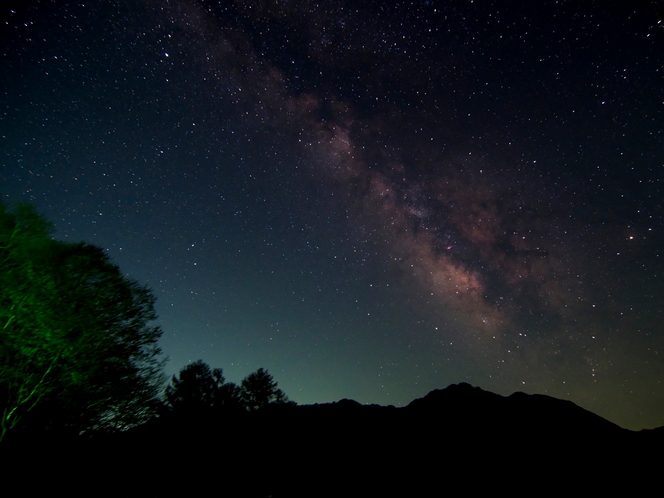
[9,383,659,495]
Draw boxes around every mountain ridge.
[6,382,660,494]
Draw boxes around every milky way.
[1,1,662,429]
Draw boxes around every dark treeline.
[163,360,292,420]
[2,201,661,493]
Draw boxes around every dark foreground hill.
[7,383,661,495]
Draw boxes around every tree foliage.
[240,367,290,411]
[165,360,242,414]
[166,362,291,415]
[0,201,165,440]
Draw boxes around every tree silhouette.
[240,368,290,411]
[0,201,165,440]
[166,360,224,409]
[166,360,243,415]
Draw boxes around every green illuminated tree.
[0,201,165,441]
[240,368,289,411]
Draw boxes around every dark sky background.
[1,0,663,430]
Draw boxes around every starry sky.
[1,0,663,430]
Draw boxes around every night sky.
[2,0,663,430]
